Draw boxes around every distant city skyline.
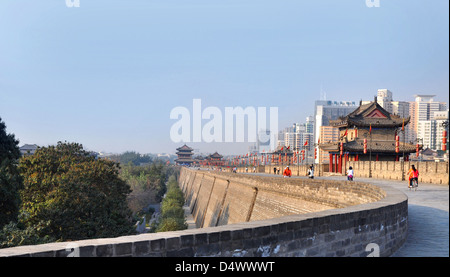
[0,0,448,155]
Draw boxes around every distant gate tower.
[175,144,195,166]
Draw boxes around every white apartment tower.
[411,95,448,150]
[377,89,394,113]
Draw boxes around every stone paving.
[247,172,449,257]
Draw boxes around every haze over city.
[0,0,448,155]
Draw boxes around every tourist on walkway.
[283,166,292,178]
[408,165,419,188]
[307,166,314,179]
[347,166,354,181]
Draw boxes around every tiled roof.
[320,138,419,153]
[330,101,410,128]
[208,152,223,159]
[176,144,194,151]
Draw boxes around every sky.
[0,0,448,155]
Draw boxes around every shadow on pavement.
[391,204,449,257]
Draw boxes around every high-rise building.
[363,91,448,146]
[314,100,358,162]
[434,111,449,151]
[305,116,314,134]
[377,89,393,113]
[417,110,449,150]
[412,95,447,149]
[318,126,339,163]
[277,119,314,153]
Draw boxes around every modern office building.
[314,100,358,162]
[411,95,448,149]
[277,119,314,153]
[317,126,340,163]
[417,110,449,150]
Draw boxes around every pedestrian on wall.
[407,165,419,188]
[283,166,292,178]
[273,167,277,174]
[307,166,314,179]
[347,166,354,181]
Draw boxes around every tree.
[156,175,187,232]
[0,117,23,229]
[18,142,136,241]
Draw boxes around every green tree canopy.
[18,142,136,241]
[0,117,23,228]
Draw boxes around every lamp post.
[442,120,448,153]
[416,138,423,161]
[363,128,372,178]
[314,142,320,177]
[400,128,405,181]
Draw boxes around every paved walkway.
[247,172,449,257]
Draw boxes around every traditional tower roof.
[208,152,223,159]
[176,144,194,151]
[330,101,410,128]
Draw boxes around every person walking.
[273,167,277,174]
[307,166,314,179]
[347,166,354,181]
[408,165,419,189]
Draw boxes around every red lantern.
[443,130,447,151]
[364,139,367,154]
[340,142,343,156]
[395,135,399,153]
[416,144,420,157]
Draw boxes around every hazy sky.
[0,0,448,155]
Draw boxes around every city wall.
[345,161,449,185]
[0,167,408,257]
[232,161,449,185]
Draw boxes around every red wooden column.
[329,153,333,172]
[334,154,337,173]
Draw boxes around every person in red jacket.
[283,166,292,178]
[408,165,419,189]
